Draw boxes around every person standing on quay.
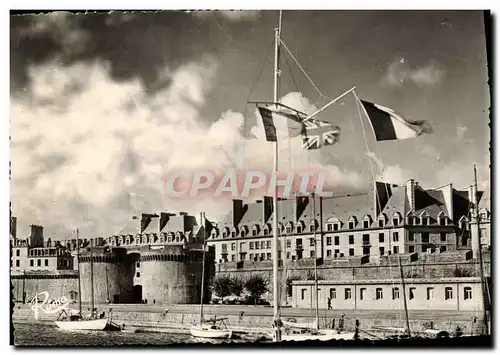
[327,297,332,310]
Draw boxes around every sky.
[10,10,490,239]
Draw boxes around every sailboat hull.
[190,325,232,339]
[55,318,109,331]
[282,331,356,342]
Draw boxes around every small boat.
[190,321,233,340]
[55,316,109,331]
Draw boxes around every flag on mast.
[358,99,432,141]
[302,120,340,150]
[258,106,305,142]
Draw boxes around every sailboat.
[55,230,109,331]
[281,194,355,341]
[190,212,232,339]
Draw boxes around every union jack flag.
[302,120,340,150]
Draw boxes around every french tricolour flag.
[359,100,432,141]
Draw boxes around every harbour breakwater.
[11,303,486,336]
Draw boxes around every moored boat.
[55,317,109,331]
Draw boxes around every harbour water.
[12,323,237,346]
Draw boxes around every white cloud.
[11,58,363,238]
[383,57,444,87]
[366,151,412,184]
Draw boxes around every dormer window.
[241,230,246,237]
[222,232,227,238]
[231,231,236,238]
[327,223,333,231]
[393,218,399,226]
[297,225,302,233]
[286,226,292,234]
[378,219,384,228]
[309,224,315,232]
[263,225,270,235]
[349,221,354,229]
[252,229,257,236]
[333,223,339,231]
[363,221,369,229]
[414,217,420,225]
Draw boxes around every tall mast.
[76,229,82,317]
[272,9,283,342]
[397,254,411,337]
[473,165,489,335]
[199,212,207,324]
[312,193,319,330]
[90,237,95,314]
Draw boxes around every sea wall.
[11,272,78,303]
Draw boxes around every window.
[360,288,366,300]
[409,245,415,253]
[445,287,453,300]
[333,223,339,231]
[297,226,302,234]
[409,287,416,300]
[327,249,332,257]
[440,245,447,252]
[349,221,355,229]
[255,242,260,250]
[349,248,355,256]
[231,231,236,238]
[286,252,291,259]
[345,288,352,299]
[241,231,246,237]
[16,250,20,257]
[249,242,254,250]
[376,288,383,300]
[393,232,399,242]
[426,287,434,300]
[414,217,420,225]
[240,242,246,250]
[464,287,472,300]
[30,260,33,267]
[309,238,315,246]
[45,259,48,266]
[249,253,254,261]
[407,217,413,225]
[261,241,266,249]
[222,244,228,252]
[310,250,315,258]
[363,246,370,255]
[363,221,369,229]
[393,246,399,254]
[16,260,20,267]
[421,233,429,244]
[231,254,236,262]
[349,235,354,244]
[379,233,384,243]
[260,253,265,260]
[301,289,307,300]
[330,288,336,299]
[327,236,332,246]
[440,233,447,242]
[362,234,370,244]
[379,247,385,256]
[309,224,315,232]
[422,217,428,226]
[408,233,414,242]
[334,249,340,256]
[267,253,271,260]
[37,259,41,267]
[136,272,140,278]
[439,217,446,226]
[231,243,236,251]
[327,223,333,232]
[393,218,399,226]
[286,240,292,248]
[252,229,257,236]
[267,241,271,249]
[378,219,384,227]
[392,287,400,299]
[296,239,303,247]
[286,226,292,234]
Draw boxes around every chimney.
[438,183,454,222]
[263,196,273,223]
[405,179,415,212]
[140,213,153,233]
[295,195,309,221]
[10,216,17,239]
[30,225,44,247]
[232,199,245,227]
[160,212,175,232]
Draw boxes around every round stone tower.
[137,245,214,304]
[79,247,135,304]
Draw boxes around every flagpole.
[272,9,283,343]
[303,86,356,123]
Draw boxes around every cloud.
[383,57,444,87]
[366,151,413,184]
[456,124,468,139]
[11,58,364,239]
[191,10,260,22]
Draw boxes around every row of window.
[217,214,454,239]
[20,259,71,268]
[300,286,473,301]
